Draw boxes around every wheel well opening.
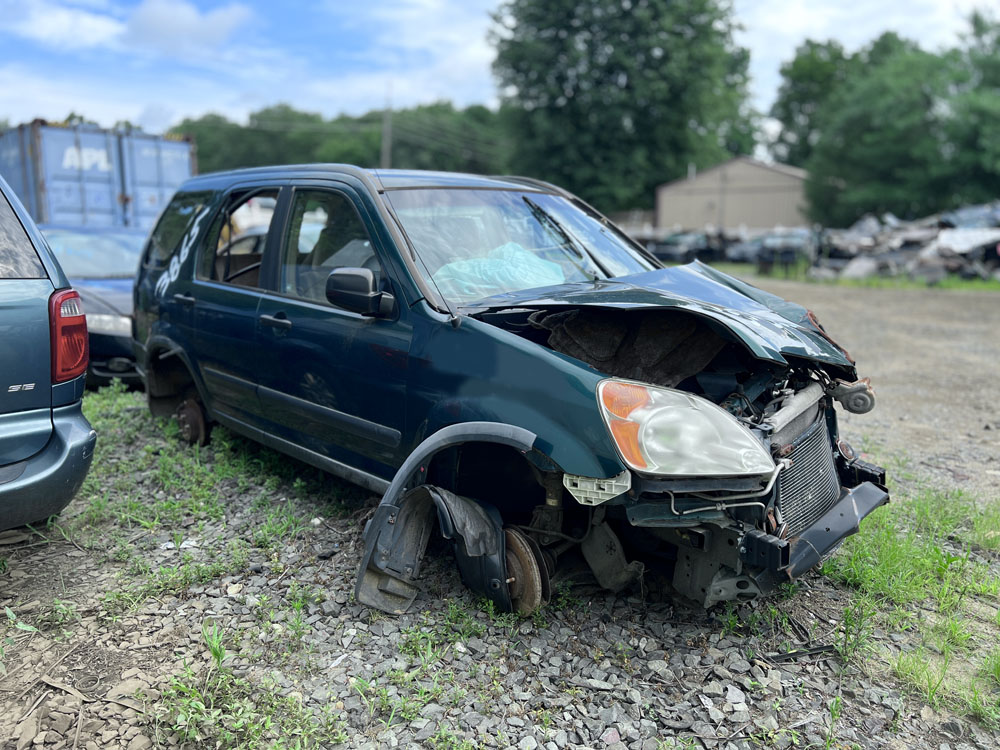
[425,442,547,525]
[146,351,199,418]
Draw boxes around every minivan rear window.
[0,192,45,279]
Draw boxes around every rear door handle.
[259,313,292,329]
[173,293,195,306]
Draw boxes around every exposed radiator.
[777,415,842,536]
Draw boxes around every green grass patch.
[822,483,1000,727]
[706,260,1000,291]
[157,622,347,748]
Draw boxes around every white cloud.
[734,0,986,113]
[0,0,125,49]
[311,0,497,113]
[124,0,253,56]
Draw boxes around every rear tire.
[176,397,210,446]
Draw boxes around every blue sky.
[0,0,985,134]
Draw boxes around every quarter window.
[0,192,45,279]
[280,190,380,304]
[198,190,278,288]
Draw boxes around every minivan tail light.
[50,289,89,383]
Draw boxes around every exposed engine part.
[765,382,824,435]
[671,461,787,515]
[581,519,644,592]
[528,503,564,547]
[563,470,631,506]
[541,472,563,507]
[659,526,761,607]
[828,377,876,414]
[529,309,726,389]
[504,527,549,614]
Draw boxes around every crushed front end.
[601,376,888,607]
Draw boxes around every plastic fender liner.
[355,485,511,614]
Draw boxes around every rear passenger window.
[144,190,214,268]
[280,190,380,304]
[198,190,278,288]
[0,192,45,279]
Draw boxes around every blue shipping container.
[0,120,196,230]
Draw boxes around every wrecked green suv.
[132,166,887,614]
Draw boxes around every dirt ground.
[1,279,999,750]
[756,279,1000,500]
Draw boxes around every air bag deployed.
[355,485,512,614]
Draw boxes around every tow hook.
[828,378,876,414]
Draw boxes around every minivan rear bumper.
[0,402,96,532]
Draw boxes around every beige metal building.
[655,157,808,231]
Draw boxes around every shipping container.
[0,120,196,230]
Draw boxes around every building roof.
[656,156,807,192]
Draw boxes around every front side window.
[384,189,654,306]
[280,190,380,304]
[198,190,278,288]
[0,192,45,279]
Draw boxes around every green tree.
[492,0,755,212]
[768,40,851,167]
[804,47,956,225]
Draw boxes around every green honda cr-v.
[133,165,887,614]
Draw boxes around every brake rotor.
[177,398,209,446]
[504,528,544,615]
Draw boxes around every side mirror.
[325,267,395,317]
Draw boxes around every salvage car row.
[0,166,889,615]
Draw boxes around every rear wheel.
[176,397,210,446]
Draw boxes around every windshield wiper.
[522,197,611,279]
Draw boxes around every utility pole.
[380,81,392,169]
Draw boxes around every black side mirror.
[325,268,395,317]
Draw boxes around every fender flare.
[379,421,537,509]
[143,334,209,414]
[355,422,538,614]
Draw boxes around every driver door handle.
[173,293,195,306]
[259,313,292,329]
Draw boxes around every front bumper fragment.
[750,481,889,591]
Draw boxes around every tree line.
[771,11,1000,226]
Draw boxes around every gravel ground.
[1,279,998,750]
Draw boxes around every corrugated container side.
[0,121,195,229]
[118,132,195,230]
[41,124,122,226]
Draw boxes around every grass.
[157,623,348,749]
[821,479,1000,727]
[706,260,1000,291]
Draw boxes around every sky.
[0,0,988,134]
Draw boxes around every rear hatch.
[0,192,53,465]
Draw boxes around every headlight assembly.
[598,379,775,477]
[85,313,132,337]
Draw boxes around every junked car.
[133,165,888,614]
[0,177,97,532]
[39,225,147,387]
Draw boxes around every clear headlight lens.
[598,379,775,477]
[85,313,131,337]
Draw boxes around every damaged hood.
[463,262,856,372]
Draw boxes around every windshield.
[42,228,146,278]
[385,189,656,305]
